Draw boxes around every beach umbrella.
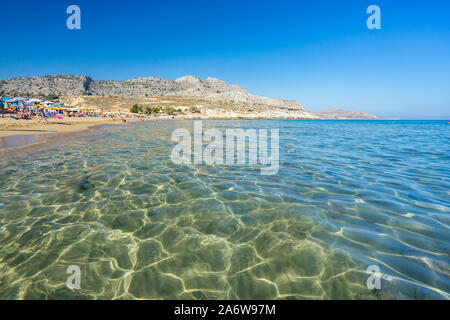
[28,98,42,103]
[7,97,27,103]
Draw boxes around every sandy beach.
[0,116,128,138]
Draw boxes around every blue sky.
[0,0,449,119]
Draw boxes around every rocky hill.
[0,75,92,96]
[0,74,317,118]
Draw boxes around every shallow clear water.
[0,120,449,299]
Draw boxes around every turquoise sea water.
[0,120,449,299]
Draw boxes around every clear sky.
[0,0,449,119]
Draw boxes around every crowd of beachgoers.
[0,95,144,122]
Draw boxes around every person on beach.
[34,102,48,123]
[0,96,5,118]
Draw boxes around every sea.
[0,120,448,299]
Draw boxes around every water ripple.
[0,120,449,299]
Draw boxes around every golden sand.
[0,117,129,138]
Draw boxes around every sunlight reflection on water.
[0,120,448,299]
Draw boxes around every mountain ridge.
[0,74,307,111]
[0,75,377,119]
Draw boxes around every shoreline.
[0,115,415,140]
[0,117,145,153]
[0,115,318,141]
[0,117,435,153]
